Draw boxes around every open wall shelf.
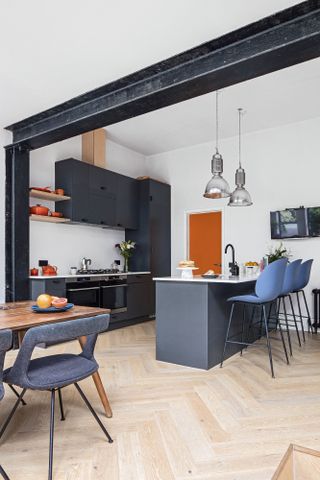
[29,189,71,202]
[30,214,71,223]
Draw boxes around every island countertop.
[153,274,259,284]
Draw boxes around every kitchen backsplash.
[30,221,125,274]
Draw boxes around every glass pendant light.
[203,91,231,199]
[228,108,252,207]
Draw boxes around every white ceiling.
[106,58,320,155]
[2,0,318,156]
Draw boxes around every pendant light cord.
[215,90,219,153]
[238,108,243,168]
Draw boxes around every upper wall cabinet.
[116,174,138,230]
[55,158,138,229]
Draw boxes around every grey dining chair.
[0,314,112,480]
[0,329,13,480]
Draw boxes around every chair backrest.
[7,314,109,387]
[281,259,302,295]
[294,259,313,291]
[255,258,288,302]
[0,330,12,401]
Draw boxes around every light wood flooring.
[1,321,320,479]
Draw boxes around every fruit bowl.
[32,303,74,313]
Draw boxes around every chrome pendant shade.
[228,108,252,207]
[203,91,231,199]
[203,151,231,199]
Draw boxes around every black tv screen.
[307,206,320,237]
[270,208,307,239]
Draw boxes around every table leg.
[78,336,113,418]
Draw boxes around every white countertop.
[153,274,259,284]
[30,272,151,280]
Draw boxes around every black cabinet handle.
[81,218,88,222]
[52,279,61,284]
[117,223,123,227]
[100,221,105,225]
[100,186,106,190]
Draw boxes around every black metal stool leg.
[48,389,55,480]
[240,304,246,356]
[262,305,275,378]
[0,388,26,440]
[0,465,10,480]
[276,299,289,365]
[288,294,302,346]
[296,291,306,338]
[74,383,113,443]
[220,303,235,367]
[8,384,27,406]
[245,305,255,345]
[58,388,65,421]
[282,297,293,356]
[302,290,312,334]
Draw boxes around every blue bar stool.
[277,259,302,356]
[220,258,288,378]
[292,259,313,337]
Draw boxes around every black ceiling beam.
[5,0,320,150]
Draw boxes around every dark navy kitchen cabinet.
[55,159,138,229]
[55,159,91,224]
[127,274,154,319]
[126,179,171,277]
[31,278,66,300]
[116,174,138,230]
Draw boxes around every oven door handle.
[67,287,100,292]
[101,284,127,289]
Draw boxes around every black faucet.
[225,244,239,276]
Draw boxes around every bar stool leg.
[246,305,256,346]
[220,303,235,368]
[301,290,312,334]
[288,294,302,346]
[262,305,275,378]
[276,299,289,365]
[240,304,246,356]
[296,291,306,338]
[282,297,293,356]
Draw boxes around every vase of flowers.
[266,242,291,263]
[115,240,136,272]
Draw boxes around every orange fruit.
[37,294,52,309]
[51,297,68,309]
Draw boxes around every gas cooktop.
[76,268,121,275]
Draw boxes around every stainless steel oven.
[100,276,127,313]
[66,278,100,307]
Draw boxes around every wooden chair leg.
[91,371,113,418]
[78,336,113,418]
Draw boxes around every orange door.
[188,211,222,275]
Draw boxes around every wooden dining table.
[0,301,113,418]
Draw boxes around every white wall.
[30,136,146,274]
[146,116,320,314]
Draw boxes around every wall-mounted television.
[307,207,320,237]
[270,208,307,239]
[271,206,320,239]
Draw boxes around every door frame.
[184,207,225,275]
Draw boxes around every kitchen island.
[154,275,258,370]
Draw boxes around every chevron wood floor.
[1,321,320,479]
